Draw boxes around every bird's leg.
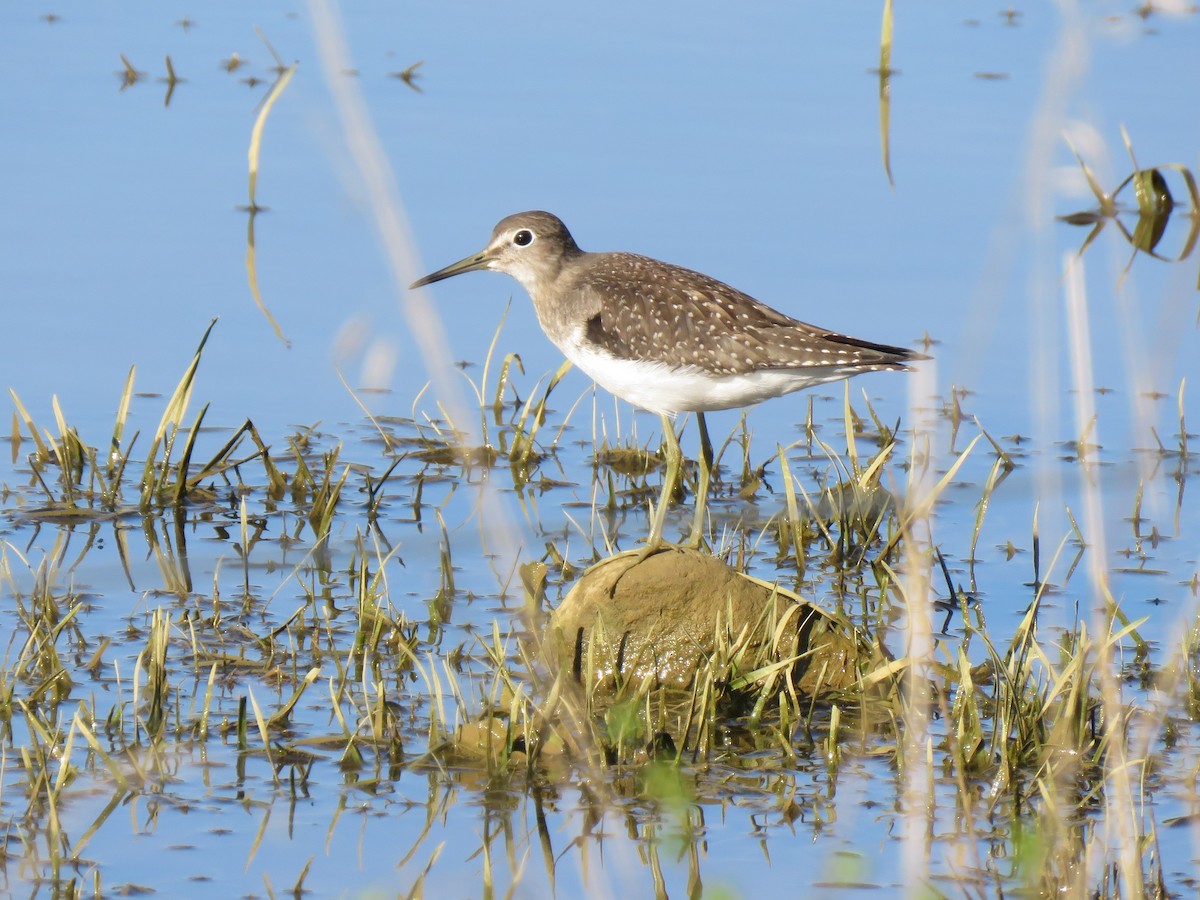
[643,413,681,553]
[687,412,714,549]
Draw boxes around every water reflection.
[1059,138,1200,279]
[4,1,1200,896]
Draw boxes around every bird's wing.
[576,254,918,376]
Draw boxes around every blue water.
[2,1,1199,896]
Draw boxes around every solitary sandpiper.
[410,211,926,551]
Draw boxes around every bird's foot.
[632,535,670,565]
[607,537,674,597]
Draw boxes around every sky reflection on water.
[2,1,1199,896]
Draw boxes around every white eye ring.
[513,229,535,247]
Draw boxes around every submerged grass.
[0,322,1195,897]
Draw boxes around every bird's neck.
[517,251,590,346]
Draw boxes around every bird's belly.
[560,340,851,416]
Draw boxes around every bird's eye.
[513,229,534,247]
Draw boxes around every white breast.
[557,329,853,416]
